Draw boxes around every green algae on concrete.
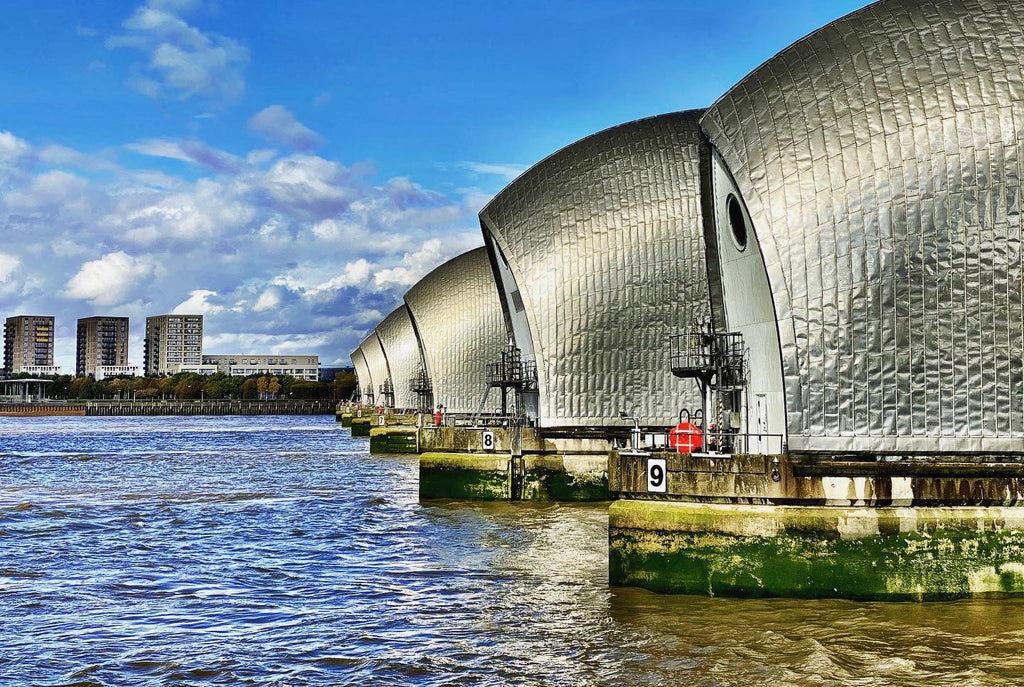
[419,450,610,502]
[350,417,372,437]
[608,500,1024,600]
[369,426,418,454]
[419,452,511,500]
[523,467,609,502]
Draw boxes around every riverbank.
[0,400,334,416]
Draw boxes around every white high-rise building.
[143,315,203,376]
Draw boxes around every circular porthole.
[726,194,747,251]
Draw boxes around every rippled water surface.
[2,415,1023,686]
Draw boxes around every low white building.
[177,364,219,376]
[201,355,320,381]
[95,365,139,380]
[19,365,61,376]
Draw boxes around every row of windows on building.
[1,314,320,381]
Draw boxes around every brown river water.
[1,415,1021,686]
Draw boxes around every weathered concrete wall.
[609,500,1024,600]
[419,452,609,501]
[417,428,611,501]
[370,426,418,454]
[350,417,372,437]
[420,452,513,500]
[611,451,1024,506]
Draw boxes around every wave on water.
[3,415,1023,686]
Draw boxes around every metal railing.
[643,430,786,456]
[669,330,746,388]
[485,349,538,391]
[427,411,536,428]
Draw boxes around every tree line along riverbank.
[2,370,357,403]
[0,400,335,416]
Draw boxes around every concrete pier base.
[420,452,513,499]
[609,500,1024,600]
[418,427,609,501]
[370,426,418,453]
[419,452,609,501]
[350,417,372,437]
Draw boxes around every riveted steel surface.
[374,305,422,410]
[404,247,505,414]
[359,333,390,406]
[350,347,371,402]
[701,0,1024,454]
[480,112,710,428]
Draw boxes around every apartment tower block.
[3,315,57,376]
[76,317,131,378]
[143,315,203,376]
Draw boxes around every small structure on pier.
[0,379,53,403]
[410,367,433,412]
[485,341,537,418]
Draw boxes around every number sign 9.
[482,431,496,451]
[378,414,386,426]
[647,457,668,493]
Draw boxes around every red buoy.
[668,422,702,454]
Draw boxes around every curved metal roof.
[404,246,505,414]
[700,0,1024,453]
[359,332,390,407]
[350,346,371,402]
[373,304,422,410]
[480,111,709,428]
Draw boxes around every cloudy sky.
[0,0,868,372]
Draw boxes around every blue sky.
[0,0,869,372]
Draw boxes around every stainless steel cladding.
[374,305,422,410]
[350,347,371,402]
[359,333,390,407]
[480,112,710,429]
[700,0,1024,454]
[403,247,505,414]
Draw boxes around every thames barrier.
[346,0,1024,600]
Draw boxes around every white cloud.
[256,154,360,219]
[106,3,248,102]
[172,288,224,314]
[247,105,325,152]
[37,144,120,172]
[253,288,282,312]
[125,138,242,172]
[373,239,446,289]
[63,251,155,306]
[203,331,333,355]
[104,178,254,244]
[125,139,194,162]
[0,254,19,281]
[0,131,33,183]
[460,161,528,181]
[5,171,91,217]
